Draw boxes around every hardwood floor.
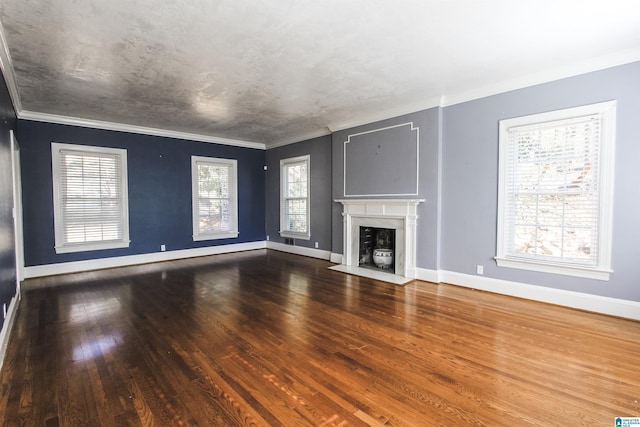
[1,249,638,426]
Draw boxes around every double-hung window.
[280,155,310,240]
[192,156,238,240]
[51,143,130,253]
[496,101,616,280]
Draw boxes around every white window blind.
[192,156,238,240]
[52,143,130,253]
[496,101,616,280]
[280,155,310,239]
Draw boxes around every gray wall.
[441,61,640,301]
[265,135,332,250]
[331,108,442,270]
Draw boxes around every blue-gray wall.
[441,61,640,301]
[0,71,17,331]
[19,120,265,267]
[265,135,332,250]
[331,108,442,270]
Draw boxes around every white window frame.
[496,101,616,280]
[191,156,238,241]
[280,155,311,240]
[51,143,130,254]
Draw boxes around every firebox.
[359,226,395,273]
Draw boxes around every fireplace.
[331,199,424,284]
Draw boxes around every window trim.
[280,155,311,240]
[191,156,239,241]
[495,101,616,281]
[51,142,130,254]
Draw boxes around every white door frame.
[10,130,23,290]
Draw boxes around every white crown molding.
[278,51,640,141]
[438,270,640,321]
[4,47,639,152]
[266,128,332,149]
[23,241,267,279]
[326,50,640,136]
[18,110,266,150]
[267,241,332,260]
[0,18,265,150]
[442,47,640,107]
[327,96,443,133]
[0,21,22,113]
[0,295,19,373]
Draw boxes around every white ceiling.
[0,0,639,147]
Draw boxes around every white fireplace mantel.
[333,198,425,284]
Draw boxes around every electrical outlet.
[476,265,484,275]
[266,235,270,241]
[314,241,319,249]
[160,244,166,251]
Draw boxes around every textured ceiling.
[1,0,639,147]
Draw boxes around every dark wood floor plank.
[1,249,639,426]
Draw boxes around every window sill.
[193,231,239,241]
[494,256,611,281]
[279,231,310,241]
[55,240,131,254]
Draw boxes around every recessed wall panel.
[344,123,419,197]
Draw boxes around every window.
[192,156,238,240]
[496,101,616,280]
[280,155,310,240]
[51,143,130,253]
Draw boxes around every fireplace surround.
[331,199,424,284]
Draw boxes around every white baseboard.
[321,262,640,321]
[24,241,267,278]
[438,270,640,321]
[415,267,440,283]
[267,241,332,260]
[330,253,343,264]
[21,245,640,321]
[0,294,20,373]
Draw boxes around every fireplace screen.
[359,226,396,273]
